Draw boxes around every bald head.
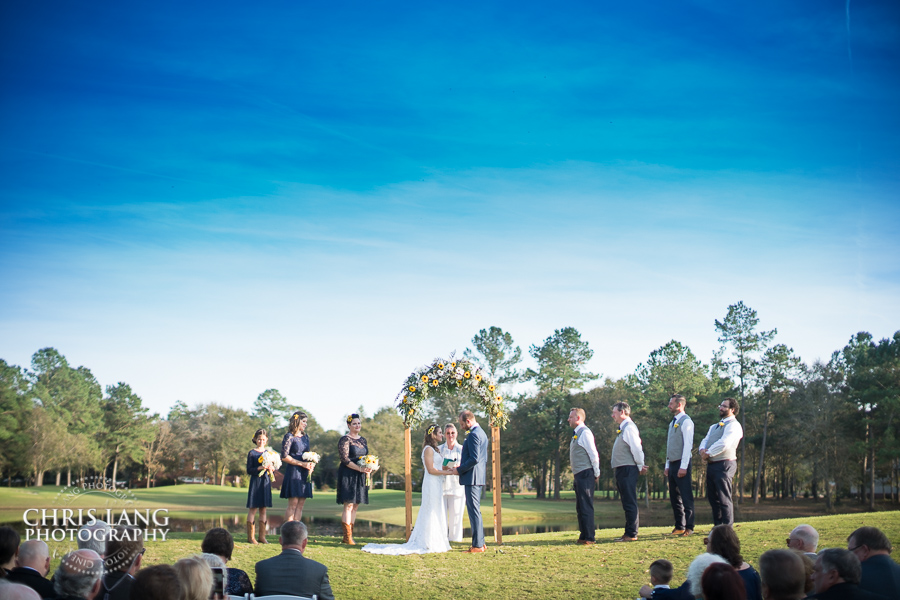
[0,581,42,600]
[16,540,49,576]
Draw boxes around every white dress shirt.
[664,411,694,471]
[573,424,601,478]
[699,415,743,460]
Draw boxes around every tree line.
[1,301,897,509]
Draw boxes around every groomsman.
[610,402,648,542]
[568,408,601,545]
[699,398,743,526]
[664,394,695,536]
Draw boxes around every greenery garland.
[396,356,509,429]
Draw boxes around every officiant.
[438,422,465,542]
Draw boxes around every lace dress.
[336,435,369,505]
[361,447,451,555]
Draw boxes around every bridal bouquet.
[258,448,282,482]
[357,454,379,487]
[301,451,321,474]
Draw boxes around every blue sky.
[2,0,898,431]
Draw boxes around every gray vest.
[705,421,737,461]
[611,421,637,468]
[570,428,593,475]
[666,414,692,462]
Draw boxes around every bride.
[361,424,453,555]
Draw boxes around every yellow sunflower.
[409,385,416,392]
[464,371,471,378]
[421,375,429,382]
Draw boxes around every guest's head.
[444,423,458,446]
[687,553,728,599]
[790,549,816,595]
[77,520,111,557]
[131,564,183,600]
[611,402,631,424]
[787,524,818,553]
[196,553,227,595]
[173,557,212,600]
[201,528,234,562]
[252,428,268,446]
[52,549,103,600]
[15,540,49,576]
[289,411,309,436]
[0,526,20,571]
[104,527,143,575]
[812,548,861,594]
[701,562,746,600]
[759,549,807,600]
[649,559,673,586]
[279,520,308,553]
[0,581,41,600]
[848,526,892,562]
[423,424,443,450]
[706,524,744,568]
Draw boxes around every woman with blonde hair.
[280,411,315,527]
[362,424,453,555]
[173,557,213,600]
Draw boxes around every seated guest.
[706,524,762,600]
[172,558,212,600]
[0,526,21,577]
[809,548,889,600]
[77,521,111,559]
[199,528,252,596]
[7,540,54,598]
[638,559,693,599]
[687,553,729,600]
[129,565,182,600]
[701,562,746,600]
[100,528,143,600]
[848,526,900,599]
[0,581,41,600]
[789,549,816,597]
[254,521,334,600]
[787,525,819,558]
[51,549,103,600]
[759,549,807,600]
[195,554,226,599]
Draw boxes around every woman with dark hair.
[706,524,763,600]
[361,424,453,555]
[246,428,274,544]
[281,411,315,527]
[201,528,252,596]
[336,413,374,545]
[701,562,747,600]
[0,526,20,577]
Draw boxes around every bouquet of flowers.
[357,454,379,487]
[258,448,282,483]
[301,451,321,474]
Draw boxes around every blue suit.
[457,423,489,548]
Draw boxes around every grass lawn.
[18,497,899,599]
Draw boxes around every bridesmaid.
[280,411,314,525]
[336,413,373,545]
[246,429,273,545]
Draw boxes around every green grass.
[31,511,900,599]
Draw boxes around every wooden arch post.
[404,426,413,540]
[491,424,502,545]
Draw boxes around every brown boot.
[341,522,355,545]
[258,521,269,544]
[247,521,258,545]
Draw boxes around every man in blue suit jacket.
[451,410,489,553]
[254,521,334,600]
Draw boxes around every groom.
[450,410,489,553]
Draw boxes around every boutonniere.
[616,429,621,435]
[572,433,578,441]
[673,423,680,429]
[718,421,725,427]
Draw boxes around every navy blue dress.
[246,449,272,508]
[738,565,763,600]
[280,433,313,499]
[336,435,368,505]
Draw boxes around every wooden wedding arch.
[395,356,509,545]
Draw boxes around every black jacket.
[7,566,56,598]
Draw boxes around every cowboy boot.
[247,520,258,545]
[341,522,355,545]
[258,520,269,544]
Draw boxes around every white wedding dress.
[361,447,451,555]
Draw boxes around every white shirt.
[699,415,743,460]
[664,412,694,471]
[573,424,601,478]
[616,417,645,469]
[438,442,464,497]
